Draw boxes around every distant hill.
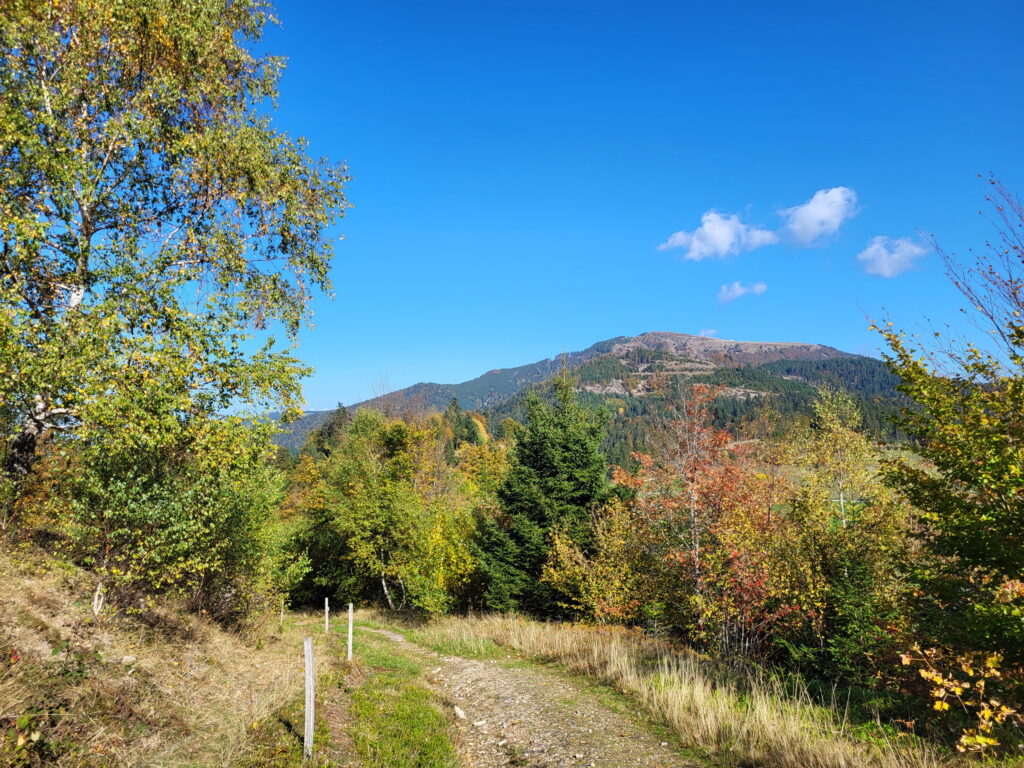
[274,409,337,453]
[274,331,903,456]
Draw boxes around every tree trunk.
[4,395,49,480]
[381,576,396,610]
[4,420,41,479]
[3,218,90,483]
[396,575,407,610]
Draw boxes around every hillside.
[488,346,904,464]
[0,543,343,766]
[275,335,629,450]
[276,331,902,455]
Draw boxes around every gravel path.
[364,628,698,768]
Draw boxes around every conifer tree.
[484,378,609,614]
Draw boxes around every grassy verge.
[347,628,460,768]
[395,613,956,768]
[0,542,328,767]
[408,626,504,661]
[234,686,333,768]
[231,619,463,768]
[233,624,342,768]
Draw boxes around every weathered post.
[303,637,314,760]
[347,602,354,661]
[91,581,105,616]
[324,597,329,633]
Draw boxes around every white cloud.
[698,328,718,337]
[658,210,777,261]
[782,186,858,244]
[717,281,767,303]
[856,236,927,277]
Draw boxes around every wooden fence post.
[347,602,353,661]
[303,636,314,760]
[91,580,105,616]
[324,597,329,633]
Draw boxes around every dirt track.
[364,628,698,768]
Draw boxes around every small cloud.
[658,210,777,261]
[782,187,858,244]
[856,236,927,277]
[717,281,767,303]
[698,328,718,337]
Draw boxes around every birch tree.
[0,0,347,502]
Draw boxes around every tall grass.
[0,542,329,767]
[411,614,951,768]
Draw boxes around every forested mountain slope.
[485,345,904,464]
[276,331,902,454]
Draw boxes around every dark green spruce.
[478,378,610,615]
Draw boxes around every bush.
[54,420,287,623]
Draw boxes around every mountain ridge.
[275,331,880,452]
[354,331,850,411]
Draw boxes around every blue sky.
[261,1,1024,410]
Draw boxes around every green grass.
[407,627,505,661]
[348,629,460,768]
[231,622,460,768]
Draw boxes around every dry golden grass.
[0,541,329,767]
[408,614,955,768]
